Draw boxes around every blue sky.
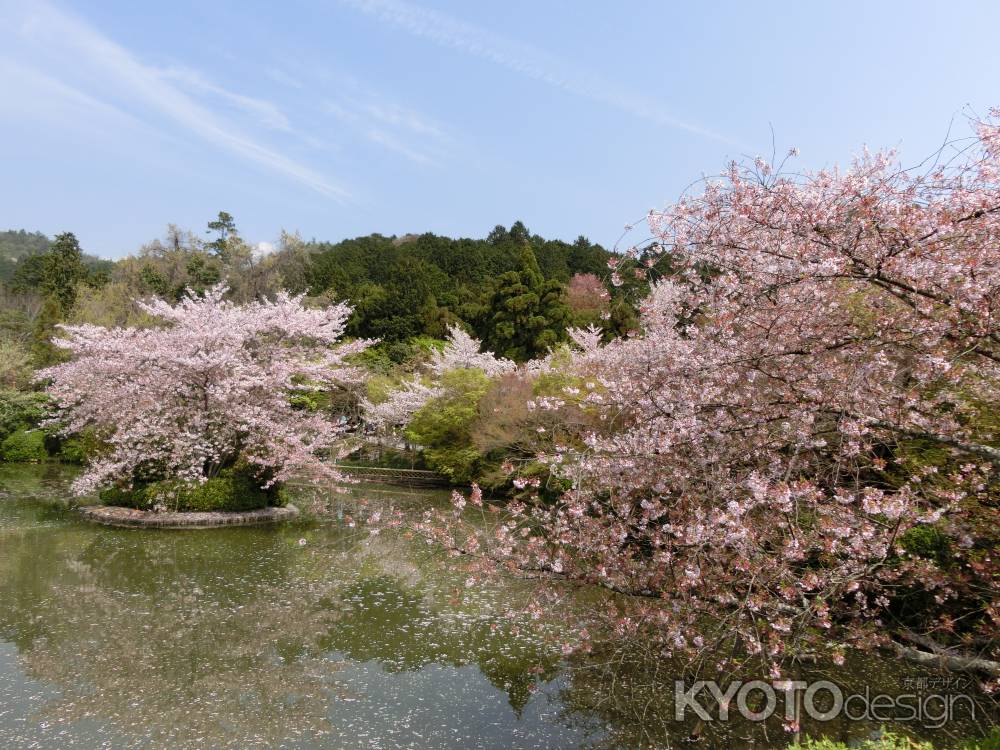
[1,0,999,258]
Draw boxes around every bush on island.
[1,429,48,462]
[99,467,287,513]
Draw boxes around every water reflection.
[0,465,593,749]
[0,464,995,749]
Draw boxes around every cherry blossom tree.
[412,112,1000,678]
[564,272,610,322]
[427,325,516,378]
[39,284,371,495]
[363,324,514,430]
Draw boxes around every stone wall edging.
[79,504,299,529]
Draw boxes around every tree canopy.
[305,222,613,359]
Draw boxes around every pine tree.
[206,211,237,259]
[31,296,65,368]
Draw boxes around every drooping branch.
[890,641,1000,677]
[869,420,1000,469]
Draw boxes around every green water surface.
[0,464,600,749]
[0,464,995,749]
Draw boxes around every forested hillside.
[0,213,652,471]
[0,217,654,369]
[0,230,50,282]
[303,221,638,355]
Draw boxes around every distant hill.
[0,230,49,280]
[0,229,112,282]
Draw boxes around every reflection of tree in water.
[555,642,997,750]
[0,521,347,747]
[319,575,561,714]
[4,470,995,750]
[0,493,565,748]
[0,462,80,504]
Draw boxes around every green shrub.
[0,389,49,441]
[98,485,141,508]
[1,428,48,462]
[99,470,281,512]
[57,429,104,464]
[789,728,1000,750]
[898,524,951,564]
[789,731,932,749]
[405,368,490,484]
[963,727,1000,750]
[272,486,291,508]
[357,337,443,374]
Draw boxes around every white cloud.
[0,58,153,133]
[365,129,436,166]
[359,100,445,139]
[265,67,306,90]
[159,67,293,132]
[323,90,448,166]
[338,0,739,146]
[264,59,454,167]
[0,1,350,201]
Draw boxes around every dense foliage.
[305,220,613,354]
[791,728,1000,750]
[2,229,113,290]
[0,428,47,462]
[99,469,284,512]
[0,230,49,282]
[404,367,492,483]
[0,218,618,480]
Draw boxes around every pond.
[0,464,995,749]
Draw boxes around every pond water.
[0,464,995,749]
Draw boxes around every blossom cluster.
[40,284,370,494]
[362,324,514,429]
[414,111,1000,671]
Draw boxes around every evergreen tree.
[481,244,571,361]
[0,229,50,282]
[286,224,617,345]
[39,232,85,314]
[181,255,222,297]
[9,253,47,294]
[605,298,640,340]
[31,295,64,368]
[507,220,530,244]
[206,211,237,259]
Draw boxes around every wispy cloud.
[0,1,350,201]
[365,129,436,165]
[338,0,739,147]
[159,66,294,132]
[359,100,445,140]
[0,57,155,134]
[260,57,451,167]
[264,67,306,91]
[321,80,451,166]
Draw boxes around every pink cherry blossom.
[401,111,1000,670]
[363,324,513,429]
[39,284,371,495]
